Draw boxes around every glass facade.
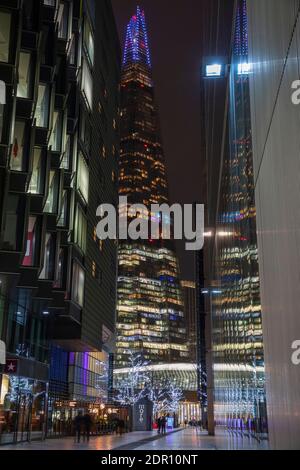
[211,1,267,437]
[116,7,188,367]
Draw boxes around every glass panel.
[72,262,85,307]
[77,153,89,203]
[0,11,11,63]
[57,190,68,227]
[10,121,26,171]
[57,2,69,40]
[81,59,93,109]
[84,18,94,66]
[39,233,55,280]
[49,111,63,152]
[22,216,40,267]
[2,195,24,251]
[35,84,50,128]
[28,148,44,194]
[74,205,87,252]
[44,170,59,213]
[17,52,32,98]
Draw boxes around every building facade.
[181,281,197,362]
[116,7,188,368]
[0,0,120,444]
[247,0,300,450]
[202,0,267,439]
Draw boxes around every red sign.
[4,359,18,374]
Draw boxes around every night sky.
[112,0,206,280]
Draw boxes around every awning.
[0,80,6,105]
[0,340,6,365]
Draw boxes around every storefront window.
[77,152,89,203]
[35,84,50,128]
[17,52,33,99]
[71,261,85,307]
[0,11,11,63]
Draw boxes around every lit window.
[206,64,222,77]
[0,11,11,63]
[44,170,59,213]
[23,216,39,267]
[39,232,56,280]
[35,84,50,128]
[74,205,87,253]
[57,1,69,40]
[10,121,26,171]
[81,58,93,110]
[28,148,44,194]
[77,152,89,203]
[72,261,85,307]
[84,17,94,66]
[49,111,63,152]
[17,52,33,99]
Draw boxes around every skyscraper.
[116,7,188,367]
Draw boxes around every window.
[29,148,44,194]
[35,84,50,128]
[1,195,24,251]
[92,261,102,285]
[44,170,59,213]
[57,190,68,227]
[17,52,33,99]
[57,1,69,40]
[22,216,40,267]
[0,11,11,63]
[10,121,26,171]
[74,205,87,253]
[49,111,63,152]
[72,261,85,307]
[81,58,93,110]
[84,17,94,66]
[79,112,91,153]
[77,152,89,203]
[39,233,55,280]
[54,247,65,289]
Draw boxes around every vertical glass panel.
[49,111,63,152]
[10,121,26,171]
[22,216,40,266]
[35,84,50,128]
[28,148,44,194]
[74,205,87,253]
[72,262,85,307]
[0,11,11,63]
[57,190,68,227]
[44,170,59,213]
[84,18,94,66]
[2,195,24,251]
[81,59,93,110]
[17,52,32,99]
[77,153,89,203]
[57,2,69,40]
[39,233,55,280]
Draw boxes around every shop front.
[0,357,49,445]
[47,400,129,438]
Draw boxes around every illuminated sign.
[237,62,252,75]
[205,64,223,77]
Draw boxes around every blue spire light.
[123,6,152,67]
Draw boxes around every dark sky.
[112,0,205,280]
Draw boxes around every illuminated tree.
[115,351,150,406]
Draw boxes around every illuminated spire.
[123,6,151,67]
[234,0,248,57]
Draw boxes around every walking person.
[161,416,167,435]
[156,416,162,434]
[74,411,83,443]
[83,412,93,443]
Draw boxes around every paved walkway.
[0,428,269,451]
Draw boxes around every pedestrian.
[156,416,162,434]
[83,412,93,442]
[74,411,83,443]
[161,416,167,435]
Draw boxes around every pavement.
[0,428,269,451]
